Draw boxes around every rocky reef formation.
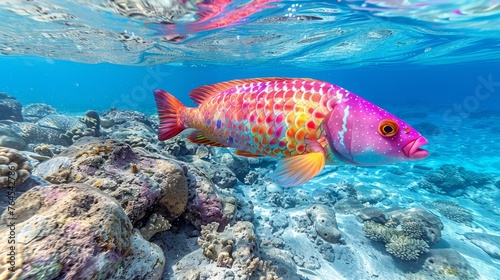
[419,164,493,195]
[0,99,497,279]
[22,103,56,122]
[33,138,189,225]
[306,204,342,244]
[0,93,23,121]
[0,183,164,280]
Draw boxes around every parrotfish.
[154,78,428,186]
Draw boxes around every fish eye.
[378,119,399,137]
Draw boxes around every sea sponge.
[140,213,171,240]
[0,147,32,188]
[306,204,342,243]
[432,200,473,224]
[385,235,429,261]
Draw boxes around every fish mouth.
[402,136,429,159]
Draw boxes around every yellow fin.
[187,131,228,147]
[270,152,326,187]
[235,150,264,158]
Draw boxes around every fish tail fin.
[154,89,186,141]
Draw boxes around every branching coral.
[363,208,442,261]
[385,235,429,261]
[432,200,473,225]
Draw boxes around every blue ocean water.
[1,1,500,279]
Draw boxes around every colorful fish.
[154,78,428,186]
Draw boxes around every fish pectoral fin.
[235,150,264,157]
[270,152,326,187]
[187,130,228,147]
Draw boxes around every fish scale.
[182,79,336,158]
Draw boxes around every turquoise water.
[1,1,500,279]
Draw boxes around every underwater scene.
[0,0,500,279]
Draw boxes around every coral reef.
[0,123,26,150]
[60,110,102,144]
[82,110,101,136]
[422,165,493,195]
[140,213,172,241]
[334,197,364,214]
[197,221,281,279]
[363,207,443,260]
[432,200,473,225]
[18,114,86,146]
[306,204,342,243]
[0,93,23,121]
[385,235,429,260]
[110,229,165,280]
[220,153,250,182]
[33,138,189,224]
[0,183,164,280]
[406,249,479,279]
[184,163,235,230]
[22,103,56,122]
[0,147,32,188]
[101,108,153,127]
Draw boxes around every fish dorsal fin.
[235,150,264,158]
[270,152,326,187]
[189,78,313,105]
[187,130,228,147]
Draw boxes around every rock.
[185,163,235,230]
[464,232,500,259]
[220,153,250,182]
[101,108,153,127]
[22,103,57,122]
[0,147,32,188]
[107,121,157,148]
[271,213,289,231]
[408,249,479,279]
[18,114,86,146]
[0,175,50,212]
[0,183,164,280]
[208,166,238,189]
[0,124,26,150]
[32,139,189,224]
[306,204,342,243]
[197,221,280,278]
[357,207,387,224]
[0,93,23,121]
[355,184,387,204]
[109,229,165,280]
[334,197,364,214]
[82,110,101,136]
[140,213,171,241]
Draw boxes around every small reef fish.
[154,78,428,186]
